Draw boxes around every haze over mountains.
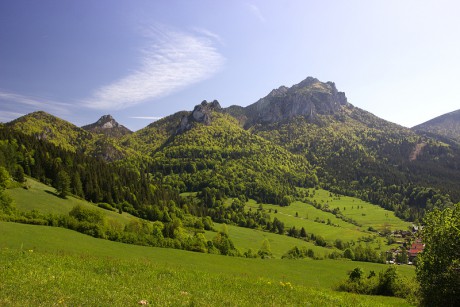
[3,77,460,221]
[413,109,460,144]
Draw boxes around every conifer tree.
[56,170,71,198]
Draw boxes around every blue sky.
[1,0,459,131]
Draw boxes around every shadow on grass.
[44,190,63,199]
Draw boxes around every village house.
[408,238,425,262]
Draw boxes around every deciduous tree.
[416,203,460,306]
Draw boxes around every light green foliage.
[69,204,104,224]
[0,166,10,189]
[416,203,460,306]
[251,108,459,221]
[0,166,14,213]
[146,112,311,205]
[258,238,272,259]
[6,111,139,160]
[337,266,418,303]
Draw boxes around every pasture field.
[204,222,335,258]
[7,178,137,226]
[244,189,411,250]
[246,199,378,245]
[0,222,414,306]
[8,179,336,257]
[304,188,411,231]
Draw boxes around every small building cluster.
[385,225,424,265]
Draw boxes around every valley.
[1,76,459,306]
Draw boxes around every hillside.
[5,111,137,161]
[6,111,93,153]
[6,177,336,259]
[413,109,460,144]
[3,77,459,222]
[0,222,414,306]
[228,77,459,221]
[123,100,311,205]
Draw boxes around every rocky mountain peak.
[177,100,222,134]
[82,115,132,137]
[242,77,348,126]
[93,115,118,129]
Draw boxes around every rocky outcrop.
[240,77,348,127]
[82,115,132,138]
[177,100,222,133]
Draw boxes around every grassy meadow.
[8,179,137,226]
[304,188,411,231]
[0,222,414,306]
[1,178,418,305]
[244,189,411,252]
[204,222,334,258]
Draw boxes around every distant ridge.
[413,109,460,144]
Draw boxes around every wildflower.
[138,300,148,305]
[180,291,189,296]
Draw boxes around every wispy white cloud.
[193,27,225,46]
[0,90,72,122]
[247,4,266,23]
[130,116,163,120]
[0,111,25,123]
[83,26,225,110]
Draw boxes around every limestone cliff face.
[240,77,348,126]
[176,100,222,134]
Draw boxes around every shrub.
[69,205,104,224]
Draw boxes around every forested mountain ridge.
[6,111,138,162]
[412,109,460,144]
[223,77,460,220]
[144,101,312,205]
[6,111,93,153]
[3,77,460,221]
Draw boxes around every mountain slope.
[6,111,93,153]
[412,109,460,144]
[6,111,137,161]
[227,77,459,220]
[3,77,459,222]
[138,100,312,205]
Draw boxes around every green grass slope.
[7,178,137,226]
[0,222,413,306]
[205,222,333,258]
[304,188,411,231]
[245,189,411,252]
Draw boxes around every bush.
[69,205,104,224]
[337,266,418,302]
